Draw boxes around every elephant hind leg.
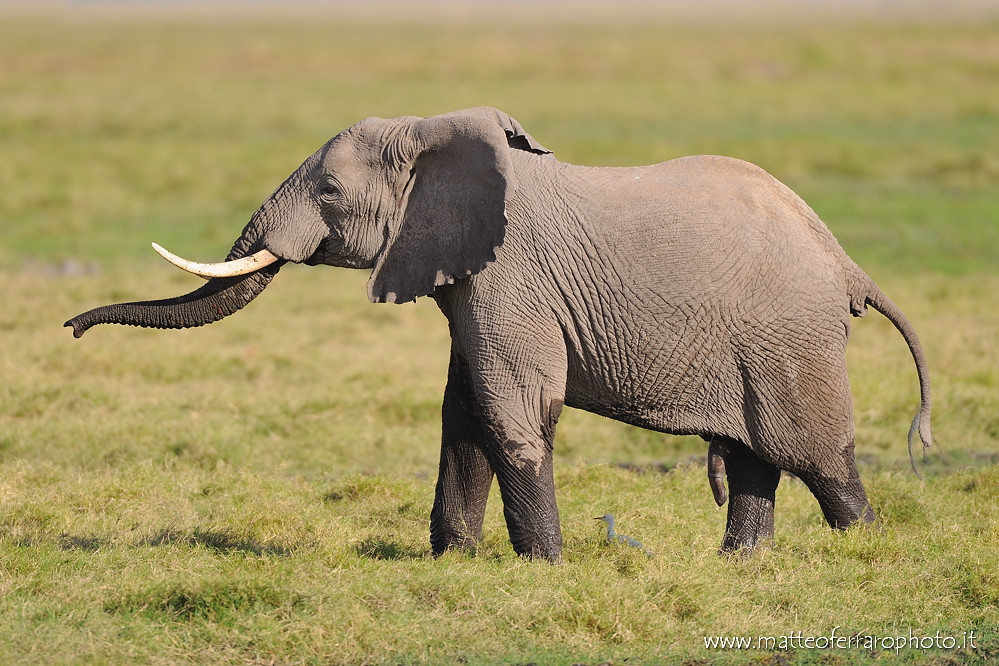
[717,437,781,554]
[797,444,877,529]
[736,344,876,533]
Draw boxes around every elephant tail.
[856,284,933,478]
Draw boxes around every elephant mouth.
[303,244,325,266]
[301,236,369,269]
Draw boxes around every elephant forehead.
[318,135,365,171]
[319,127,402,175]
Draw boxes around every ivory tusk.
[151,243,279,279]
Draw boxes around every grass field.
[1,4,998,664]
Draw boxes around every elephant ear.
[486,106,552,156]
[366,107,551,304]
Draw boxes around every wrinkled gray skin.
[67,107,932,562]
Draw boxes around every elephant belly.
[556,273,850,446]
[560,307,748,440]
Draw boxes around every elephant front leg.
[430,351,495,556]
[491,433,562,562]
[481,389,565,562]
[442,302,568,562]
[718,437,781,554]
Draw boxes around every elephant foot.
[513,535,562,563]
[720,517,774,556]
[802,472,878,530]
[430,487,491,556]
[717,438,781,555]
[501,480,563,563]
[430,487,491,557]
[505,498,563,563]
[793,439,879,531]
[430,522,480,557]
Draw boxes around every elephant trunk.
[66,152,321,338]
[64,216,287,338]
[64,261,284,338]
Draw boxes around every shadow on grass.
[56,530,426,560]
[353,537,426,560]
[144,527,294,556]
[34,529,291,555]
[58,534,106,551]
[104,578,307,621]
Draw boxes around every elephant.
[66,106,932,562]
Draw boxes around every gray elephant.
[67,107,932,562]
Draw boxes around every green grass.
[1,6,998,664]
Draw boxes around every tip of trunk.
[64,319,86,338]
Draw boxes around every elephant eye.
[319,180,343,202]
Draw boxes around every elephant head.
[65,107,551,337]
